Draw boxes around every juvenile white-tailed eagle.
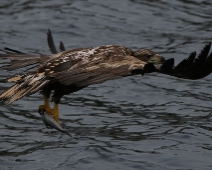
[0,30,212,124]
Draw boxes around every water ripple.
[1,0,212,169]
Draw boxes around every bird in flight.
[0,29,212,128]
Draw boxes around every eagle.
[0,29,212,125]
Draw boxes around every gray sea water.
[0,0,212,169]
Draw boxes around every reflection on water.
[0,0,212,169]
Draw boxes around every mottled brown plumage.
[0,45,163,104]
[0,30,212,124]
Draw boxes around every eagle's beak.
[148,54,165,64]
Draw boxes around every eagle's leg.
[38,86,51,113]
[50,102,59,122]
[38,100,59,122]
[38,86,58,118]
[49,92,62,122]
[38,97,51,112]
[38,83,62,122]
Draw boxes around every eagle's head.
[134,49,165,64]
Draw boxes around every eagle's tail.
[0,73,49,105]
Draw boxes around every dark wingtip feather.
[4,47,25,54]
[160,42,212,79]
[175,52,196,70]
[143,63,156,73]
[47,29,58,54]
[191,51,212,79]
[190,42,211,70]
[160,58,174,72]
[60,41,66,52]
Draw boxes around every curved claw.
[38,105,45,114]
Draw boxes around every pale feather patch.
[7,75,22,83]
[0,72,48,104]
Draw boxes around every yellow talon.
[38,97,59,122]
[39,97,51,111]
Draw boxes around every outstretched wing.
[46,30,212,80]
[0,31,212,105]
[159,42,212,79]
[0,53,43,71]
[0,72,49,104]
[0,29,61,82]
[49,54,154,87]
[0,29,61,72]
[48,43,212,88]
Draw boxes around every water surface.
[0,0,212,169]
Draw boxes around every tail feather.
[0,73,49,104]
[7,88,26,105]
[29,80,50,95]
[0,84,19,100]
[7,82,39,105]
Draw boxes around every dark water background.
[0,0,212,169]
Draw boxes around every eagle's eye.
[134,49,165,64]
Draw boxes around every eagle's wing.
[0,29,59,71]
[0,53,43,71]
[47,29,58,54]
[47,42,212,88]
[46,29,212,80]
[159,42,212,79]
[48,54,153,87]
[0,43,211,105]
[0,47,25,54]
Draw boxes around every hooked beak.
[148,54,165,64]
